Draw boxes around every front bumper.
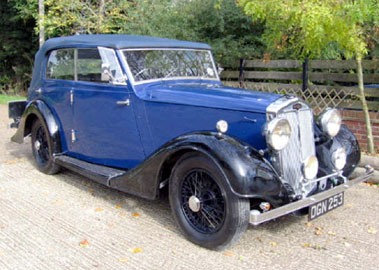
[250,165,375,225]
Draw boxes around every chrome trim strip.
[249,166,375,226]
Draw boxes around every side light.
[216,120,228,134]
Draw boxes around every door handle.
[116,99,130,106]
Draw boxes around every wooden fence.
[221,59,379,113]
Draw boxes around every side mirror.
[101,63,114,82]
[217,64,224,76]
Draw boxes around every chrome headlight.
[303,155,319,179]
[265,118,291,151]
[319,109,341,137]
[332,148,347,170]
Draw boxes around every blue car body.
[8,34,373,249]
[25,35,281,170]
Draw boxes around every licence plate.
[308,192,344,221]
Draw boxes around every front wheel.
[169,153,250,250]
[31,119,60,175]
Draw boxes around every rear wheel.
[169,153,249,250]
[31,119,60,175]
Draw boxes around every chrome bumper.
[249,165,375,226]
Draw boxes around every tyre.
[169,152,250,250]
[31,119,60,175]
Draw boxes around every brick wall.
[340,109,379,153]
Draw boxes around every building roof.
[41,34,211,51]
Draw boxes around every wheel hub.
[188,195,201,212]
[34,140,41,151]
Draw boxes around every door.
[43,48,76,152]
[71,47,145,169]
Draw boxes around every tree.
[0,0,37,94]
[239,0,378,153]
[122,0,266,66]
[12,0,133,37]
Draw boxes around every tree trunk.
[356,56,374,153]
[38,0,44,47]
[98,0,105,33]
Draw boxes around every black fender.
[316,124,360,178]
[110,132,291,206]
[11,100,62,154]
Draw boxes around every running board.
[54,155,127,186]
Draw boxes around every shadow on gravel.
[7,139,181,236]
[6,138,305,243]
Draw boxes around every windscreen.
[123,49,218,82]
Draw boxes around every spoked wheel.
[31,119,60,175]
[181,169,226,234]
[169,153,250,250]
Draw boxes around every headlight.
[303,155,319,179]
[319,109,341,137]
[265,118,291,150]
[332,148,347,170]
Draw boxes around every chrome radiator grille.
[267,96,316,196]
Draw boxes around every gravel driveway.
[0,104,378,270]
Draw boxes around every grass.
[0,94,26,104]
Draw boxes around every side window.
[77,47,125,84]
[98,47,125,84]
[77,48,103,83]
[46,49,75,80]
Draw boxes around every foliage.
[121,0,265,65]
[0,94,26,104]
[239,0,379,60]
[0,0,37,95]
[12,0,265,66]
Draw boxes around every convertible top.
[29,34,211,90]
[42,34,211,52]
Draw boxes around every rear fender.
[11,100,61,154]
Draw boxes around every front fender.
[11,100,61,154]
[110,132,290,205]
[316,125,360,178]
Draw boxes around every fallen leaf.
[301,243,310,248]
[88,189,95,194]
[346,204,353,208]
[115,205,121,209]
[368,227,377,234]
[223,251,233,256]
[328,231,336,236]
[132,212,140,217]
[238,256,245,261]
[314,226,323,235]
[79,239,89,247]
[119,257,128,262]
[306,222,312,227]
[131,248,143,253]
[4,160,17,165]
[95,208,103,212]
[269,241,278,247]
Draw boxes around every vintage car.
[8,35,374,250]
